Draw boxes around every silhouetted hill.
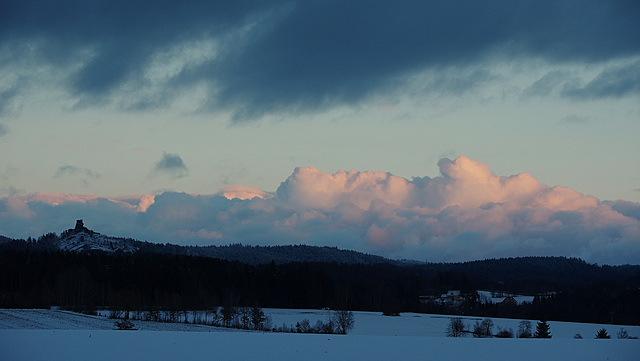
[0,220,398,265]
[135,242,395,265]
[2,221,640,324]
[416,257,640,294]
[1,220,639,293]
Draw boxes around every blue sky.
[1,1,639,263]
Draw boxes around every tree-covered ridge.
[1,247,639,325]
[1,226,640,325]
[0,228,396,266]
[0,250,418,312]
[141,243,396,266]
[417,256,640,293]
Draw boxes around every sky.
[0,0,639,264]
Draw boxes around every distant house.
[500,296,517,306]
[442,290,461,298]
[419,290,465,306]
[476,290,535,305]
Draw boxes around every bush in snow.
[595,328,611,339]
[495,327,514,338]
[616,328,637,339]
[114,319,136,330]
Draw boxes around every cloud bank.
[1,1,638,120]
[1,156,638,264]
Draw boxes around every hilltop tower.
[75,219,85,232]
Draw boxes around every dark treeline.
[0,234,394,266]
[422,257,640,293]
[0,250,421,314]
[419,280,640,325]
[1,236,639,325]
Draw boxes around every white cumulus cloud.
[1,156,638,264]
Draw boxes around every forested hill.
[0,231,395,266]
[2,226,639,292]
[416,257,640,294]
[128,241,395,265]
[2,222,640,275]
[2,226,640,324]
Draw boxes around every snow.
[57,231,137,253]
[0,309,235,332]
[1,309,639,361]
[266,308,638,339]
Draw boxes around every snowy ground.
[266,308,639,339]
[1,309,639,361]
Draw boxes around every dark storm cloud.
[152,152,188,179]
[523,71,576,97]
[0,86,21,116]
[562,60,640,99]
[604,200,640,221]
[1,0,639,119]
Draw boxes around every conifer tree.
[595,328,611,339]
[534,320,552,338]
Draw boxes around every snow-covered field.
[1,309,638,360]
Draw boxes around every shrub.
[114,319,136,330]
[595,328,610,339]
[495,327,514,338]
[616,328,636,339]
[472,318,494,338]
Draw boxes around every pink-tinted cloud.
[1,156,638,264]
[216,185,274,200]
[276,167,414,210]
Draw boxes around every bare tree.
[221,305,236,327]
[473,318,494,338]
[250,306,266,330]
[238,307,251,329]
[210,307,223,326]
[315,320,332,334]
[332,310,355,334]
[517,320,532,338]
[296,319,313,333]
[446,318,467,337]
